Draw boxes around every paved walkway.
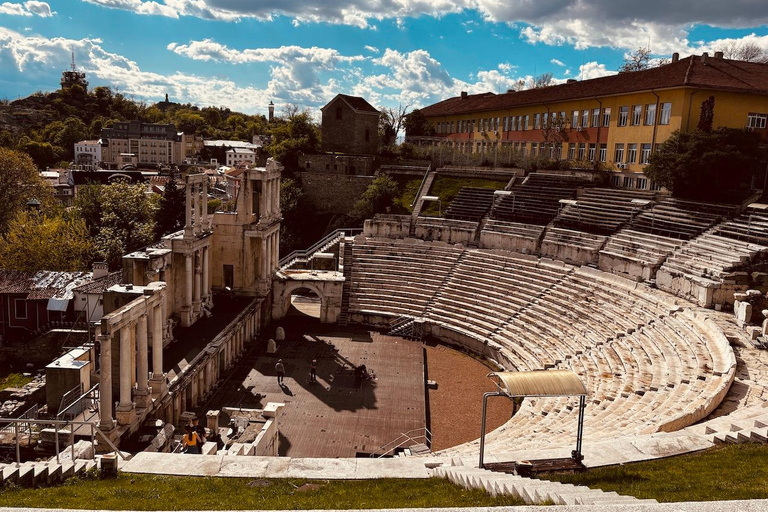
[122,452,433,479]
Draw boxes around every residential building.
[101,121,183,167]
[74,140,103,169]
[226,147,256,167]
[321,94,380,155]
[181,133,204,162]
[202,139,261,166]
[409,52,768,185]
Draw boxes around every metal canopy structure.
[479,369,588,469]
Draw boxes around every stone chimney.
[566,79,577,84]
[701,52,709,63]
[268,101,274,122]
[460,91,468,99]
[671,52,679,62]
[93,262,109,280]
[714,51,724,59]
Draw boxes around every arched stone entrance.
[272,274,344,323]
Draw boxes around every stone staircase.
[337,241,353,326]
[0,458,98,487]
[388,316,426,341]
[434,464,657,506]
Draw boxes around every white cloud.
[498,62,513,73]
[363,45,379,53]
[575,61,616,80]
[167,39,363,66]
[0,1,53,16]
[550,58,565,67]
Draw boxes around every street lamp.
[422,195,441,216]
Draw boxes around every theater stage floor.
[202,324,427,458]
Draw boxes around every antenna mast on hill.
[71,51,76,72]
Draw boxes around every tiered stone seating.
[656,231,768,306]
[598,229,682,282]
[539,227,607,265]
[490,173,591,225]
[443,187,497,221]
[628,197,737,240]
[554,188,656,235]
[479,219,545,254]
[347,237,463,318]
[712,207,768,245]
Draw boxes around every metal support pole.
[55,423,60,464]
[14,422,20,466]
[71,427,75,461]
[573,395,586,462]
[479,391,506,469]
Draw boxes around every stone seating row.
[598,229,682,282]
[554,188,656,235]
[490,173,589,225]
[539,227,607,265]
[628,198,735,240]
[658,232,767,281]
[712,209,768,245]
[443,187,497,222]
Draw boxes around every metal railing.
[370,427,432,458]
[0,417,126,465]
[58,384,99,421]
[278,228,363,270]
[410,164,433,208]
[0,404,39,434]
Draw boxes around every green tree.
[279,178,313,254]
[698,96,716,133]
[0,211,94,272]
[0,148,54,233]
[20,140,60,169]
[644,128,763,200]
[75,181,158,268]
[350,173,400,223]
[267,111,321,172]
[155,172,186,237]
[403,109,434,138]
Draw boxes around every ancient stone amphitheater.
[345,172,768,468]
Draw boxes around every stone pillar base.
[116,404,136,426]
[180,306,193,327]
[192,300,201,314]
[150,376,167,399]
[134,389,151,409]
[99,419,116,432]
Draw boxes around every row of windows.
[748,112,767,129]
[434,102,673,134]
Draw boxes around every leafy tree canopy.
[350,173,401,223]
[644,128,764,200]
[0,148,54,234]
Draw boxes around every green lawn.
[392,176,423,213]
[421,177,508,216]
[540,444,768,502]
[0,474,525,510]
[0,372,33,390]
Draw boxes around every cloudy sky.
[0,1,767,115]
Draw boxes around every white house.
[74,140,102,170]
[225,147,256,167]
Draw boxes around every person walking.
[310,359,317,383]
[275,359,285,385]
[182,425,201,454]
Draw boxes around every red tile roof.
[72,271,123,294]
[324,94,379,114]
[418,56,768,118]
[0,270,93,299]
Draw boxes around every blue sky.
[1,1,767,116]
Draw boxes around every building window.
[623,177,634,188]
[611,176,622,187]
[223,265,234,289]
[365,128,370,142]
[534,113,541,130]
[602,108,611,127]
[618,106,629,127]
[614,143,625,163]
[568,143,577,160]
[632,105,642,126]
[659,103,672,125]
[577,143,586,160]
[531,142,538,157]
[571,110,579,128]
[592,109,600,128]
[651,181,662,191]
[627,143,637,163]
[503,117,508,131]
[636,178,648,189]
[645,104,657,125]
[582,110,589,128]
[523,116,529,130]
[640,143,652,164]
[588,143,596,161]
[336,107,342,120]
[748,112,768,129]
[14,299,27,319]
[599,144,607,162]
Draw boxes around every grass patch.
[391,176,423,213]
[421,177,508,216]
[0,372,33,390]
[0,474,525,510]
[540,444,768,502]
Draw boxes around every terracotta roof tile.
[419,56,768,118]
[72,271,123,294]
[337,94,379,113]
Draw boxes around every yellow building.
[411,52,768,189]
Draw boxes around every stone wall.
[321,98,379,155]
[299,172,374,215]
[363,215,412,238]
[413,218,477,246]
[301,154,430,177]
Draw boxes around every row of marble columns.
[99,303,166,430]
[260,177,280,219]
[262,231,279,280]
[185,179,209,236]
[184,247,210,314]
[159,306,259,427]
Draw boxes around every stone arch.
[272,278,343,324]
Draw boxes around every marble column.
[185,254,193,309]
[98,334,114,431]
[151,305,163,376]
[193,251,201,312]
[116,325,135,425]
[184,181,192,234]
[135,314,150,408]
[202,247,210,304]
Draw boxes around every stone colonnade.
[155,298,261,427]
[98,282,167,431]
